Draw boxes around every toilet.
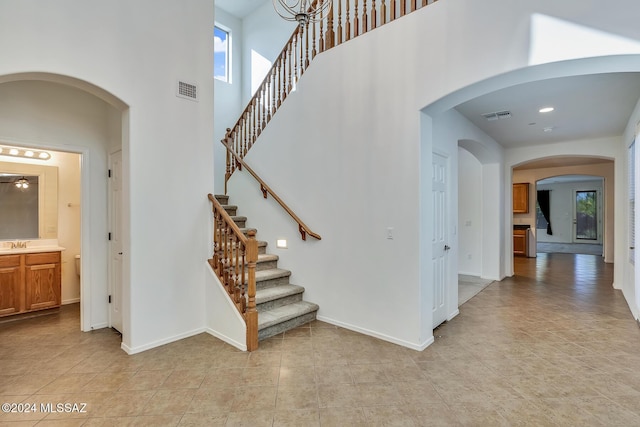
[75,254,81,278]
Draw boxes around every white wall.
[0,0,214,353]
[241,3,297,104]
[458,148,483,276]
[621,96,640,320]
[214,7,243,195]
[227,0,640,349]
[536,179,604,244]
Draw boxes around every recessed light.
[539,107,554,113]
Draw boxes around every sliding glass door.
[575,190,598,240]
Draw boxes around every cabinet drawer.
[25,252,61,265]
[0,254,21,268]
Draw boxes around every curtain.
[537,190,553,235]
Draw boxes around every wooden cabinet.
[0,251,61,318]
[513,183,530,213]
[513,229,528,256]
[0,255,23,316]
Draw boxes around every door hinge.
[108,232,112,241]
[108,169,112,178]
[108,295,112,304]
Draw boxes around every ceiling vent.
[176,80,198,102]
[481,110,512,121]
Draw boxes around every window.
[535,202,549,230]
[214,26,230,82]
[630,139,636,263]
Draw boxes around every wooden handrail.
[208,193,258,351]
[223,137,322,241]
[224,0,439,182]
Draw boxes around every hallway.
[1,253,639,425]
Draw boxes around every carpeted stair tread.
[258,301,319,330]
[256,284,305,305]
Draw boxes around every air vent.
[481,110,512,121]
[176,80,198,102]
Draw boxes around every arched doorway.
[0,73,129,338]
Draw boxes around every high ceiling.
[455,72,640,150]
[214,2,640,173]
[216,0,269,18]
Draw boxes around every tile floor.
[458,275,493,306]
[1,253,640,426]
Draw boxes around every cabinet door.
[25,263,61,311]
[513,233,527,255]
[0,265,22,316]
[513,183,530,213]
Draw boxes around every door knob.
[444,245,451,251]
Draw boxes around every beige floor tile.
[362,405,418,426]
[230,386,277,411]
[273,408,320,426]
[140,389,196,415]
[118,370,171,391]
[317,384,361,408]
[34,373,97,395]
[0,253,637,426]
[314,365,353,385]
[319,407,369,427]
[177,412,227,426]
[275,384,318,410]
[277,366,315,386]
[225,409,275,426]
[186,387,235,413]
[159,370,205,389]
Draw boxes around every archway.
[0,72,129,338]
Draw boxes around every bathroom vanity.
[0,245,64,318]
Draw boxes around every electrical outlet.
[387,227,394,240]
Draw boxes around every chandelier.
[272,0,333,26]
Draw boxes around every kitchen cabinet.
[513,183,530,213]
[0,251,61,317]
[513,229,528,256]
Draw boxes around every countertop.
[0,239,66,254]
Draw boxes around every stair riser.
[233,219,246,228]
[223,206,237,216]
[258,311,317,341]
[215,196,229,205]
[257,293,303,312]
[256,259,278,271]
[256,275,291,290]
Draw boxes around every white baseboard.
[62,298,80,305]
[205,327,247,352]
[316,315,434,351]
[121,327,205,355]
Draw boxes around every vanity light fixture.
[0,145,51,161]
[539,107,555,113]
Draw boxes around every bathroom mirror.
[0,162,58,240]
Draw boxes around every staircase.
[214,194,319,341]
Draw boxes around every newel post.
[245,230,259,351]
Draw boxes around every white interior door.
[432,152,450,328]
[108,150,123,333]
